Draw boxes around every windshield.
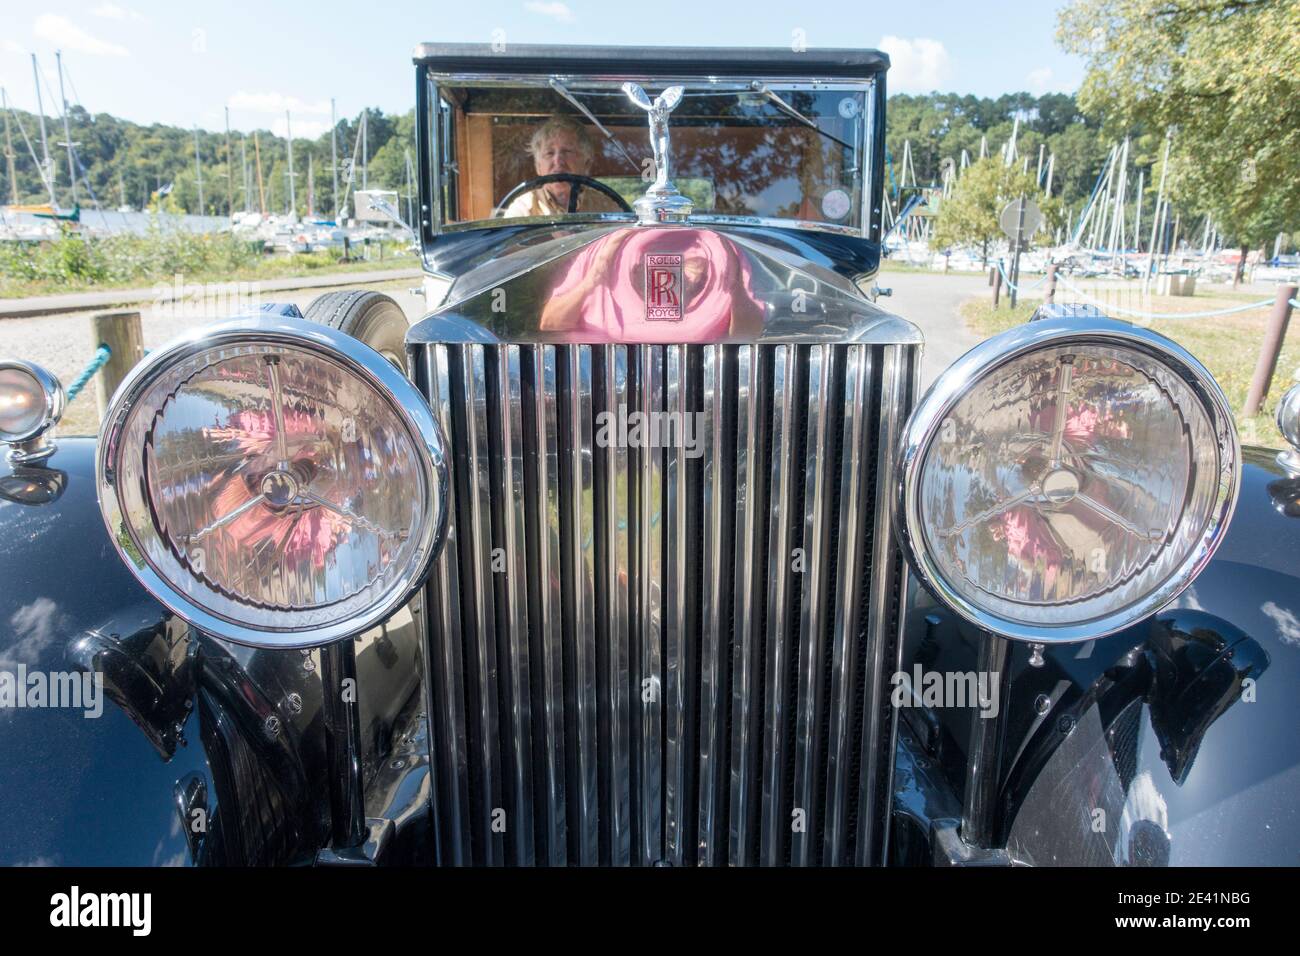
[429,78,871,232]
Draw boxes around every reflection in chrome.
[900,318,1239,643]
[417,337,915,866]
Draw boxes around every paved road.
[876,269,987,389]
[0,266,987,435]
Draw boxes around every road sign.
[1000,197,1042,239]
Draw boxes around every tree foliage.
[1059,0,1300,251]
[931,157,1064,258]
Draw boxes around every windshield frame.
[419,69,880,243]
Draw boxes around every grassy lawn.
[961,288,1297,449]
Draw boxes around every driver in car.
[501,116,622,217]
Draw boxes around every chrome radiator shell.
[411,338,917,866]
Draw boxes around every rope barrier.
[1053,276,1274,320]
[993,260,1048,296]
[65,345,112,403]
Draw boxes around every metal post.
[1045,262,1058,305]
[1243,284,1298,416]
[961,631,1012,849]
[992,264,1002,309]
[1010,194,1026,309]
[91,311,144,420]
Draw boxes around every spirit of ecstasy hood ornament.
[622,82,693,224]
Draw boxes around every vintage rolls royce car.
[1,44,1297,868]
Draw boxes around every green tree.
[931,157,1062,262]
[1059,0,1300,282]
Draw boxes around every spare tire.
[303,290,409,369]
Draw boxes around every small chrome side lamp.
[0,360,66,463]
[1276,381,1300,475]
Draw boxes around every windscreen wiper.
[549,77,641,172]
[749,81,857,153]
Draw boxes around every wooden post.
[1243,284,1297,417]
[1045,263,1058,305]
[992,265,1002,309]
[91,311,144,420]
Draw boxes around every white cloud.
[3,38,28,55]
[33,14,129,56]
[272,117,330,140]
[525,1,575,22]
[1026,67,1054,94]
[228,91,331,115]
[92,2,146,19]
[878,36,950,93]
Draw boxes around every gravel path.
[0,267,988,437]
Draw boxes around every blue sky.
[0,0,1085,136]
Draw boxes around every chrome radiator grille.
[413,341,916,866]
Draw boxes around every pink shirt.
[541,227,763,343]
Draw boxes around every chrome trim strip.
[532,345,568,863]
[728,344,763,866]
[822,344,872,865]
[635,345,664,864]
[759,344,796,865]
[791,344,836,865]
[662,344,690,865]
[426,345,471,865]
[603,345,633,864]
[498,345,536,864]
[461,345,505,864]
[564,345,600,863]
[857,344,906,866]
[696,344,726,864]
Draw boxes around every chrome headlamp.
[97,316,448,647]
[898,317,1239,643]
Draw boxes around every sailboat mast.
[55,51,77,205]
[307,149,314,217]
[192,125,204,214]
[253,131,266,215]
[2,89,18,204]
[285,111,296,218]
[225,107,234,216]
[30,54,55,203]
[360,110,367,191]
[330,98,339,221]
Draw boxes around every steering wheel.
[492,173,633,217]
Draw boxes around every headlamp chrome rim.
[0,359,66,448]
[96,315,449,649]
[897,316,1240,644]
